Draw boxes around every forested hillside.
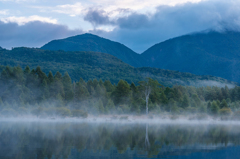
[0,47,234,87]
[142,31,240,82]
[41,33,144,67]
[41,31,240,83]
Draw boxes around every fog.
[1,112,240,125]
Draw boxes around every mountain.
[41,31,240,83]
[141,30,240,83]
[41,33,143,67]
[0,47,235,87]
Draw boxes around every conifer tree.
[48,71,54,84]
[106,99,115,112]
[99,79,104,86]
[62,72,74,101]
[42,78,49,100]
[104,80,114,92]
[54,71,62,80]
[92,79,98,89]
[207,101,211,112]
[211,101,219,115]
[181,95,190,108]
[220,99,228,109]
[98,99,105,114]
[24,66,31,75]
[75,82,89,101]
[112,80,131,105]
[36,66,48,83]
[13,66,24,84]
[79,78,87,86]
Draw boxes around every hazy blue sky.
[0,0,240,52]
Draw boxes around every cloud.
[87,0,204,12]
[0,0,35,2]
[83,0,240,52]
[0,20,83,49]
[37,2,86,17]
[33,0,203,18]
[84,9,113,26]
[0,15,58,25]
[0,10,8,15]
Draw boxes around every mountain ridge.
[40,30,240,83]
[141,31,240,82]
[41,33,144,67]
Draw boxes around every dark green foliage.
[74,82,89,101]
[207,101,211,113]
[112,80,131,105]
[98,99,105,114]
[24,66,30,75]
[106,99,115,113]
[191,94,201,107]
[181,95,190,108]
[220,99,228,109]
[0,47,236,87]
[142,31,240,83]
[211,101,220,115]
[48,71,54,84]
[1,65,240,116]
[104,80,114,92]
[62,72,74,101]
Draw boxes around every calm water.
[1,120,240,159]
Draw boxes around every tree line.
[0,66,240,117]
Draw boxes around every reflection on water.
[1,121,240,159]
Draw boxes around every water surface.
[1,120,240,159]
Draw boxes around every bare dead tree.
[145,85,151,116]
[139,78,161,116]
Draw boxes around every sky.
[1,0,240,53]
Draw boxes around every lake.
[0,119,240,159]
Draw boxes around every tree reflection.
[0,122,240,159]
[145,124,150,149]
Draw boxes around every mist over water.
[1,120,240,159]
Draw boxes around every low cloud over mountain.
[2,0,240,52]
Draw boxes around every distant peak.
[65,33,103,41]
[76,33,100,38]
[82,33,97,36]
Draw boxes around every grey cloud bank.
[87,0,240,52]
[1,0,240,52]
[0,21,83,49]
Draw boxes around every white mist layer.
[1,115,240,125]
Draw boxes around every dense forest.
[0,65,240,119]
[0,47,236,87]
